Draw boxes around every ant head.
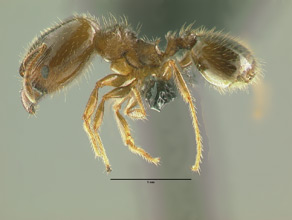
[19,16,100,114]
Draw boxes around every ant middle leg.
[83,74,129,172]
[92,81,159,165]
[124,87,147,120]
[113,90,160,165]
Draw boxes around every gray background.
[1,0,291,219]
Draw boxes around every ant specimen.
[19,14,260,173]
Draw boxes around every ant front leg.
[83,74,129,173]
[112,86,160,165]
[166,60,203,173]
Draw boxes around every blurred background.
[1,0,291,219]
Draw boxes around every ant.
[19,14,260,173]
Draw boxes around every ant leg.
[124,87,147,120]
[92,83,133,132]
[168,60,203,173]
[113,91,160,165]
[90,84,133,171]
[83,74,129,173]
[124,98,146,120]
[92,82,159,165]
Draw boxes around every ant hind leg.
[167,60,203,173]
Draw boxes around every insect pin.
[19,14,261,173]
